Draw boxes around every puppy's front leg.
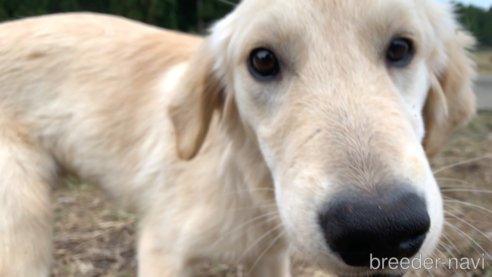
[137,221,193,277]
[0,124,54,277]
[246,254,291,277]
[138,251,192,277]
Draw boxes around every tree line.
[0,0,490,45]
[454,2,492,46]
[0,0,239,34]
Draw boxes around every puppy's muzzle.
[319,186,430,267]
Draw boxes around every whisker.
[445,223,486,267]
[427,266,436,277]
[441,233,462,255]
[228,188,276,193]
[444,198,492,217]
[209,212,280,249]
[432,154,492,174]
[235,224,284,266]
[436,177,473,186]
[444,211,492,254]
[247,229,286,277]
[445,218,492,225]
[432,249,456,276]
[429,253,441,275]
[441,189,492,193]
[234,203,279,211]
[444,222,492,261]
[437,241,456,260]
[221,188,276,197]
[440,186,479,190]
[242,215,281,238]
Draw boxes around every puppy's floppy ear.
[422,29,476,158]
[168,39,223,160]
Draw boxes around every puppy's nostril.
[399,233,427,256]
[332,240,374,266]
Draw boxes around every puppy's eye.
[248,48,279,80]
[386,39,413,66]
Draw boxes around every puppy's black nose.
[319,187,430,267]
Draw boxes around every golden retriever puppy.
[0,0,475,276]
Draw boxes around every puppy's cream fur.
[0,0,475,276]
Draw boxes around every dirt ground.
[50,111,492,277]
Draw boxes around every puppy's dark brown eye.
[386,39,413,66]
[248,48,279,80]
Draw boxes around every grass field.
[474,48,492,76]
[49,111,492,277]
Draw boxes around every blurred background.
[0,0,489,43]
[0,0,239,34]
[1,1,491,277]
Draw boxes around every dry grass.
[50,111,492,277]
[419,110,492,277]
[473,49,492,76]
[51,182,137,277]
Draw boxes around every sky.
[436,0,492,9]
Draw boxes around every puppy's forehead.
[239,0,420,41]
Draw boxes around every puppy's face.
[170,0,475,276]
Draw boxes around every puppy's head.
[169,0,476,275]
